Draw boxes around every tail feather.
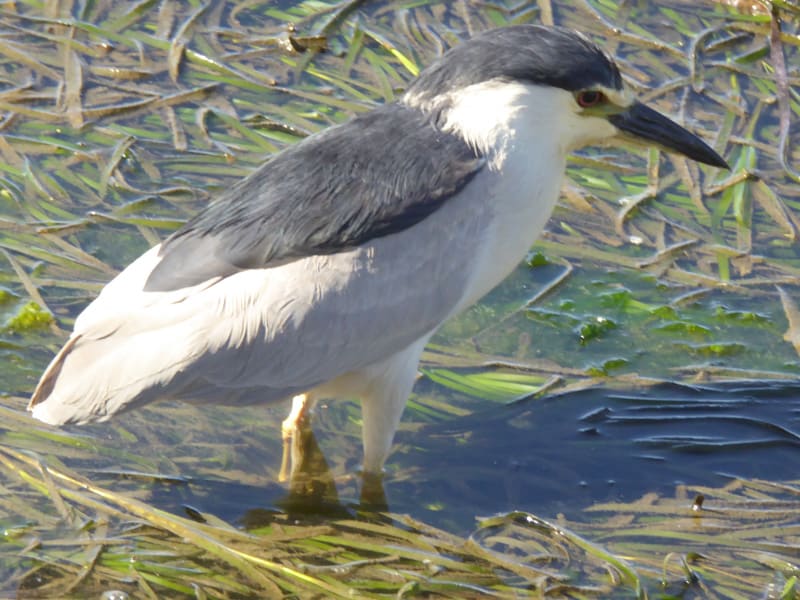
[28,334,82,424]
[27,313,214,425]
[27,244,208,425]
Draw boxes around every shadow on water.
[141,380,800,534]
[388,380,800,529]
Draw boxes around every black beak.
[608,101,729,169]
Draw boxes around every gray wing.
[145,103,485,291]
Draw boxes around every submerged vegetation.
[2,441,799,598]
[0,0,798,597]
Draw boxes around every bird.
[29,24,728,483]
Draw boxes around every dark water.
[390,380,800,528]
[132,380,800,534]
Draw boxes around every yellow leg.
[278,394,315,482]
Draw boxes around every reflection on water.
[131,380,800,534]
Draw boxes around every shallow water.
[115,380,798,535]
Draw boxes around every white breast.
[426,80,573,313]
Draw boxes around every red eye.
[576,90,605,107]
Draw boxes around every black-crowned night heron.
[29,25,727,481]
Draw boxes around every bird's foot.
[278,393,315,482]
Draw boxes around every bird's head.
[403,25,728,169]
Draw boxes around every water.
[117,380,799,536]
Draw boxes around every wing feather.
[144,103,484,291]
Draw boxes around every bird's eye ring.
[576,90,605,108]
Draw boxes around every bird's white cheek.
[563,114,619,151]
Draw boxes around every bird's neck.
[415,82,572,312]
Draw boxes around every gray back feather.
[145,104,485,291]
